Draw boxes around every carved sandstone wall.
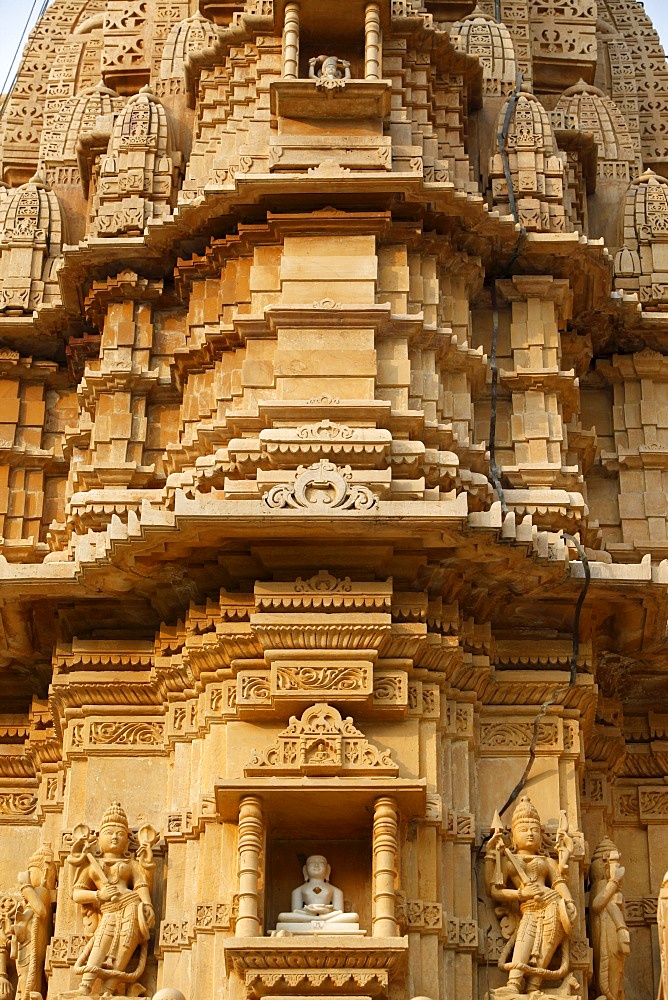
[0,2,667,1000]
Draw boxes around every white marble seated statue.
[275,855,363,935]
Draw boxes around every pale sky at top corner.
[1,0,668,91]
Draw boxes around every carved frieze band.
[0,789,38,822]
[624,896,658,926]
[67,717,165,755]
[245,970,388,991]
[479,718,565,756]
[613,786,668,824]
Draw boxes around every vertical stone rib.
[282,3,300,80]
[236,795,263,936]
[372,795,398,936]
[365,3,381,80]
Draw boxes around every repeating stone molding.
[245,703,399,776]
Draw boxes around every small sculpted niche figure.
[589,839,630,1000]
[308,55,351,89]
[275,854,361,934]
[11,845,57,1000]
[67,801,159,997]
[484,797,577,997]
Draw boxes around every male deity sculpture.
[588,839,630,1000]
[484,797,578,997]
[0,845,57,1000]
[67,801,159,996]
[308,55,351,90]
[12,846,57,1000]
[275,854,362,934]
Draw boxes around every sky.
[0,0,668,92]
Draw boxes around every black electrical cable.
[487,71,527,517]
[497,74,524,227]
[494,535,591,822]
[488,283,508,515]
[482,67,591,825]
[494,0,502,23]
[0,0,51,123]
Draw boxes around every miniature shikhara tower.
[1,1,668,999]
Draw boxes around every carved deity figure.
[67,802,159,997]
[275,854,361,934]
[308,55,351,89]
[589,839,630,1000]
[484,797,577,997]
[11,845,57,1000]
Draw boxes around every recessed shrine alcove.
[267,838,372,933]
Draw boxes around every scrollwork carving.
[263,460,378,512]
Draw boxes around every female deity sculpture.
[67,801,159,997]
[275,854,361,934]
[657,866,668,999]
[11,845,57,1000]
[588,839,630,1000]
[484,796,578,996]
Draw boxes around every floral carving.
[293,570,352,593]
[89,721,163,746]
[274,663,369,692]
[0,793,38,817]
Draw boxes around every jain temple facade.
[1,1,668,999]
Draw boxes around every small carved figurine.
[0,895,13,1000]
[589,839,630,1000]
[67,801,159,997]
[11,845,57,1000]
[484,797,578,997]
[308,55,351,89]
[275,854,361,934]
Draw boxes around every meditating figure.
[485,797,577,995]
[275,854,362,934]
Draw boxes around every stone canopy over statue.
[274,855,363,935]
[484,797,578,1000]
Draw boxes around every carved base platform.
[273,922,365,935]
[225,935,408,998]
[57,991,148,1000]
[486,985,581,1000]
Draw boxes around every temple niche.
[2,1,668,1000]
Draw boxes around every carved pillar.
[236,795,263,936]
[282,3,300,80]
[372,795,398,936]
[364,3,381,80]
